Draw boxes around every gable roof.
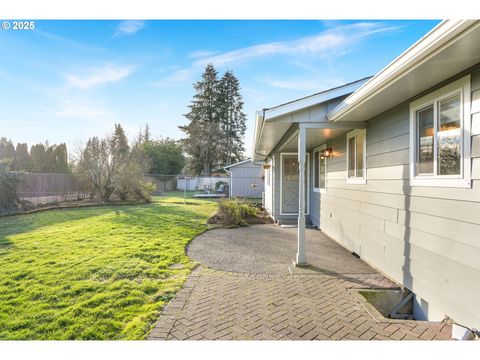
[252,77,371,161]
[262,77,372,121]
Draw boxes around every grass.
[0,193,217,340]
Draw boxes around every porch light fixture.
[262,163,271,169]
[323,148,333,158]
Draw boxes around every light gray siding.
[229,161,264,198]
[319,68,480,329]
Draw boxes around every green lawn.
[0,193,217,340]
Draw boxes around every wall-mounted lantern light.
[323,148,333,158]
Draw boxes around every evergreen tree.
[12,143,32,171]
[142,137,186,175]
[30,143,47,172]
[111,123,130,160]
[218,71,247,165]
[0,138,16,169]
[143,123,152,143]
[52,143,69,173]
[45,145,55,172]
[137,126,144,144]
[179,63,221,175]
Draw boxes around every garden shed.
[224,159,264,198]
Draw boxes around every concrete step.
[277,219,313,227]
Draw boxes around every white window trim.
[313,144,327,193]
[279,152,310,216]
[409,75,471,188]
[265,163,271,187]
[346,129,367,185]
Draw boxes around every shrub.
[217,198,257,227]
[75,124,155,202]
[0,169,22,211]
[126,180,156,202]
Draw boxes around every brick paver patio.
[148,267,451,340]
[148,225,452,340]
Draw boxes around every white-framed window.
[346,129,366,184]
[313,145,327,193]
[409,75,471,188]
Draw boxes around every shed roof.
[224,159,258,170]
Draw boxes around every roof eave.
[328,20,479,122]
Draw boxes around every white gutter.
[328,20,479,122]
[224,158,253,169]
[252,110,266,161]
[263,77,371,121]
[252,78,370,160]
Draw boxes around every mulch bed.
[207,207,273,226]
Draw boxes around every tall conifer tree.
[218,71,247,166]
[12,143,31,171]
[30,144,47,172]
[179,64,221,175]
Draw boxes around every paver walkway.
[148,225,452,340]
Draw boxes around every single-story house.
[224,159,264,198]
[253,20,480,331]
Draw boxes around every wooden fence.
[16,172,92,205]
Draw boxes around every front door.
[281,153,309,214]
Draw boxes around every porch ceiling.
[253,78,370,162]
[254,121,293,156]
[279,128,348,152]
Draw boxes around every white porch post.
[296,126,307,266]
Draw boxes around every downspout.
[253,109,269,162]
[225,168,232,198]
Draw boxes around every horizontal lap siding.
[230,163,264,198]
[320,69,480,329]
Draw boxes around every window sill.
[410,177,472,188]
[346,178,367,185]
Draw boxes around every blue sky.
[0,20,440,157]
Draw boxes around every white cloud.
[188,49,219,59]
[52,98,109,119]
[193,22,401,68]
[113,20,146,37]
[35,29,108,53]
[256,75,346,92]
[65,63,136,90]
[153,22,400,87]
[151,68,194,87]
